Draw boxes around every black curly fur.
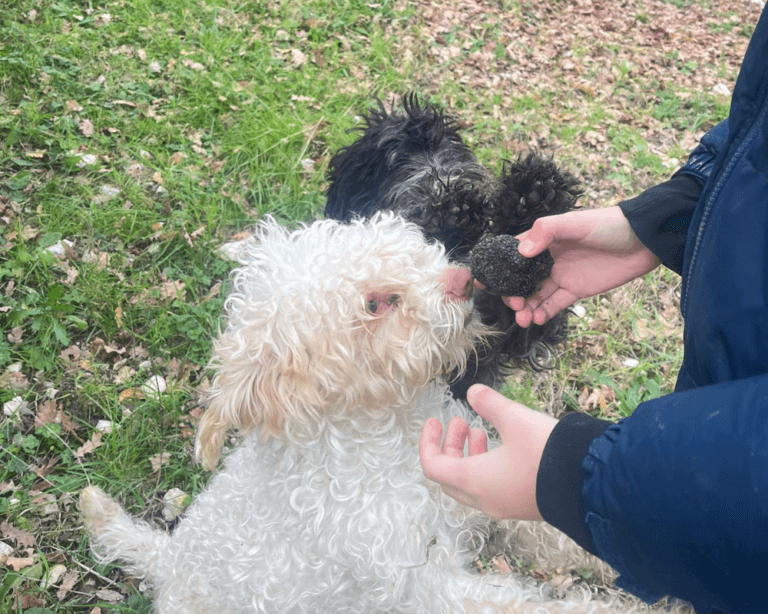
[325,95,583,399]
[326,94,492,256]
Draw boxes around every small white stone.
[95,420,114,433]
[622,358,640,368]
[3,396,30,417]
[101,184,120,198]
[571,304,587,318]
[74,153,98,168]
[662,157,680,169]
[711,83,731,97]
[46,239,74,258]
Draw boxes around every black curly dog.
[325,95,582,399]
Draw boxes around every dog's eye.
[365,293,400,316]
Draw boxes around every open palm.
[504,207,661,327]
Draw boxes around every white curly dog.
[80,214,690,614]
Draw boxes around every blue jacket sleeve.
[675,118,730,184]
[579,374,768,613]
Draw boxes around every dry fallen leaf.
[59,345,82,362]
[35,459,60,486]
[3,555,36,571]
[118,387,144,402]
[79,119,94,137]
[1,521,37,549]
[75,432,103,458]
[182,58,205,71]
[489,555,511,574]
[150,452,171,472]
[7,326,22,345]
[578,387,608,412]
[34,399,59,427]
[291,48,307,67]
[0,481,19,494]
[31,493,59,516]
[160,280,185,301]
[56,568,79,600]
[95,589,124,603]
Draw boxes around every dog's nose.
[441,267,473,302]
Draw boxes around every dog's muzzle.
[441,268,473,302]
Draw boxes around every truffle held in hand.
[470,235,554,298]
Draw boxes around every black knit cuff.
[536,412,612,555]
[618,173,704,276]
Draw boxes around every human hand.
[498,206,660,327]
[419,384,557,520]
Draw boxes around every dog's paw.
[492,153,582,235]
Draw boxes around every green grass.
[0,0,754,610]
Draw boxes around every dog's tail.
[80,486,170,581]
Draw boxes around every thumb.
[465,385,523,440]
[465,384,558,446]
[516,217,556,257]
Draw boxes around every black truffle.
[470,235,553,298]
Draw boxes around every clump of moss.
[470,235,553,298]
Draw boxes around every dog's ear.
[195,333,325,470]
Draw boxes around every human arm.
[502,119,729,328]
[419,384,611,544]
[577,374,768,611]
[421,377,768,611]
[500,206,661,328]
[420,384,560,520]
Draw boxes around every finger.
[516,279,575,327]
[420,419,478,488]
[521,210,597,252]
[442,417,470,458]
[465,384,525,441]
[504,296,525,311]
[516,220,556,257]
[531,288,579,325]
[468,428,487,455]
[419,417,445,467]
[513,307,534,328]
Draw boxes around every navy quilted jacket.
[536,6,768,613]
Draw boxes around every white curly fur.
[80,214,692,614]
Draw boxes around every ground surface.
[1,0,764,611]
